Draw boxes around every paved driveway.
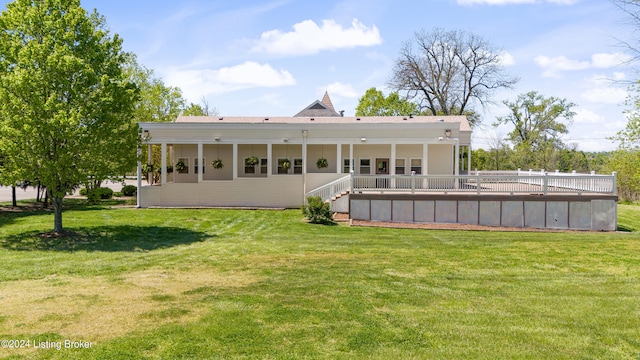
[0,179,138,203]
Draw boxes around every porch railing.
[351,170,617,196]
[306,175,352,202]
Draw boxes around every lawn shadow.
[0,225,211,252]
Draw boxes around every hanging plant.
[211,159,224,169]
[142,163,154,175]
[281,159,291,170]
[316,157,329,169]
[166,165,174,173]
[175,160,187,172]
[246,156,259,166]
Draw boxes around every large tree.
[0,0,138,233]
[355,87,419,116]
[494,91,575,170]
[389,28,518,127]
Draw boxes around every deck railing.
[306,175,352,202]
[351,170,617,196]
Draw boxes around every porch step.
[331,191,350,201]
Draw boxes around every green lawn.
[1,200,639,359]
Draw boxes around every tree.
[494,91,575,170]
[389,28,518,127]
[182,97,219,116]
[124,54,185,123]
[0,0,138,233]
[355,87,419,116]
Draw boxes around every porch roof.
[174,115,472,132]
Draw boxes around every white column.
[302,131,308,198]
[147,144,153,184]
[422,143,428,175]
[349,143,354,173]
[468,145,472,175]
[161,143,167,185]
[390,143,396,176]
[267,143,272,177]
[198,142,203,182]
[136,146,142,208]
[232,143,238,180]
[336,144,342,174]
[422,143,429,189]
[454,140,460,176]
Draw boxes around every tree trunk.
[12,185,17,207]
[52,196,64,233]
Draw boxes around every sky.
[4,0,637,152]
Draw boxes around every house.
[137,93,617,231]
[137,93,472,208]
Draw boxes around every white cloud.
[323,82,359,98]
[573,108,604,124]
[498,51,516,66]
[457,0,577,5]
[534,55,589,77]
[162,61,296,99]
[591,52,633,68]
[252,18,382,56]
[535,52,631,78]
[580,74,629,104]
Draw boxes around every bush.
[79,187,88,196]
[302,196,335,225]
[86,187,113,202]
[121,185,137,196]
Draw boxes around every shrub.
[86,187,113,202]
[79,188,88,196]
[302,196,335,225]
[121,185,137,196]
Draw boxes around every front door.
[376,158,389,188]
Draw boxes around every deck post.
[136,146,142,208]
[543,172,548,195]
[161,143,167,185]
[612,171,617,196]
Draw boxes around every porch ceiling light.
[214,136,220,142]
[283,138,289,142]
[445,129,452,138]
[360,137,367,142]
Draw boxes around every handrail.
[352,172,617,195]
[305,175,352,201]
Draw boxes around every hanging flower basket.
[316,157,329,169]
[166,165,173,173]
[246,156,259,166]
[211,159,224,169]
[175,160,187,172]
[142,163,154,175]
[281,159,291,170]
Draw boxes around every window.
[260,158,268,175]
[194,158,205,174]
[395,159,405,175]
[294,158,303,174]
[359,159,371,175]
[343,159,352,173]
[410,159,422,174]
[245,158,267,175]
[177,158,189,174]
[244,158,256,174]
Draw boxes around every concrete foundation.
[349,193,617,231]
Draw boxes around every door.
[376,158,389,188]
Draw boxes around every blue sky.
[6,0,636,151]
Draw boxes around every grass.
[0,200,639,359]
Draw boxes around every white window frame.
[359,158,371,175]
[395,158,406,175]
[410,158,422,175]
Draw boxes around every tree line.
[1,0,639,234]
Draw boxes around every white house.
[137,93,472,208]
